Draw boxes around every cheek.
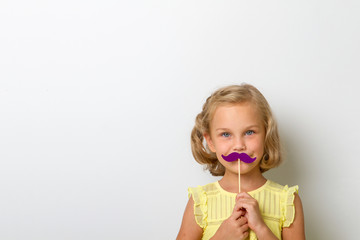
[250,137,265,152]
[217,140,233,152]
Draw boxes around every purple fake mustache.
[222,152,256,163]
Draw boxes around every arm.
[282,193,305,240]
[176,197,203,240]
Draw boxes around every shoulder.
[188,181,218,193]
[177,197,203,240]
[188,181,219,202]
[282,193,305,240]
[263,180,299,202]
[177,183,217,240]
[261,180,304,239]
[266,180,305,238]
[265,180,299,193]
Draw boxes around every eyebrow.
[215,128,231,132]
[245,125,261,129]
[215,125,260,131]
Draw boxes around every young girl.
[177,84,305,240]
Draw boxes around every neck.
[219,167,267,193]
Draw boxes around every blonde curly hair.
[191,84,282,176]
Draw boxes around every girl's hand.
[235,192,268,235]
[210,206,249,240]
[235,193,280,240]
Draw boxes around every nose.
[233,136,246,151]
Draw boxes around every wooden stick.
[238,159,241,193]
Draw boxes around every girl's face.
[204,102,265,176]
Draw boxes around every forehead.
[210,102,263,127]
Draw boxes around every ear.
[204,132,216,153]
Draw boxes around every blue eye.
[245,130,254,136]
[222,132,231,138]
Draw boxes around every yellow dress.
[188,180,298,240]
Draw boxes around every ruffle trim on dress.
[188,186,208,230]
[280,185,299,228]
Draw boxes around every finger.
[232,209,246,219]
[240,198,259,210]
[237,202,255,215]
[234,198,253,212]
[231,208,243,220]
[238,208,246,217]
[232,200,245,213]
[233,204,246,214]
[237,216,248,225]
[236,192,253,200]
[240,224,249,235]
[232,206,247,218]
[236,195,259,209]
[240,222,249,231]
[241,192,252,198]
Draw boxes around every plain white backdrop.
[1,0,359,239]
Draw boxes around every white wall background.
[1,1,359,239]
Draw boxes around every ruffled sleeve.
[280,185,299,228]
[188,186,208,229]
